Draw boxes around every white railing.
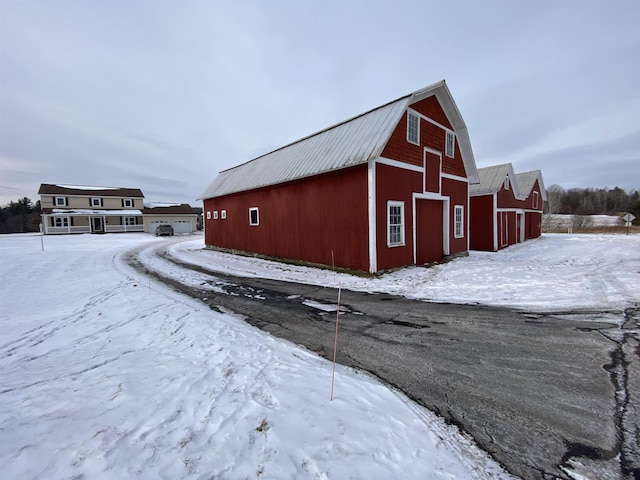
[46,226,92,234]
[104,224,144,233]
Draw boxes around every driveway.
[126,241,639,479]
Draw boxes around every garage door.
[150,220,167,234]
[172,220,192,234]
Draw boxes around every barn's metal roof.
[515,170,547,201]
[469,163,526,199]
[200,80,478,200]
[470,164,547,202]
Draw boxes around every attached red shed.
[469,164,545,252]
[200,80,479,273]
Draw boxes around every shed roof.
[515,170,547,201]
[200,80,478,200]
[38,184,144,198]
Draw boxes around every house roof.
[43,209,143,216]
[38,184,144,198]
[200,80,478,200]
[469,163,524,198]
[515,170,547,201]
[141,204,198,215]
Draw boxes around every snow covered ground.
[171,233,640,312]
[1,233,513,480]
[1,232,638,479]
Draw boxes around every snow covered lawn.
[0,233,512,479]
[172,233,640,312]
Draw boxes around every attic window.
[407,111,419,145]
[533,191,540,209]
[445,131,455,157]
[504,176,510,190]
[55,196,67,206]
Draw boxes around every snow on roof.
[200,80,478,200]
[56,185,119,190]
[49,209,143,216]
[143,202,182,208]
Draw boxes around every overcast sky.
[1,0,639,207]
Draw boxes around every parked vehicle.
[155,224,174,236]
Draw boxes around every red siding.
[470,195,495,251]
[375,163,422,271]
[204,165,369,271]
[381,98,467,178]
[443,177,469,254]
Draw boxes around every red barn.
[200,80,479,273]
[469,164,545,252]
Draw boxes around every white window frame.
[387,201,405,247]
[55,196,66,206]
[123,198,133,208]
[504,176,510,190]
[206,211,211,220]
[454,205,464,239]
[445,131,455,158]
[91,197,102,207]
[406,111,419,145]
[54,216,69,227]
[533,191,540,209]
[213,211,219,219]
[124,216,137,226]
[221,210,227,219]
[249,207,259,226]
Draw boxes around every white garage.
[171,219,193,234]
[142,203,200,234]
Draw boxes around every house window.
[387,201,405,246]
[454,205,464,238]
[221,210,227,219]
[504,176,510,190]
[91,197,102,207]
[55,196,67,206]
[54,217,69,227]
[124,216,137,226]
[407,111,419,145]
[123,198,133,208]
[445,131,455,157]
[213,211,219,219]
[249,207,259,226]
[206,211,211,220]
[533,191,540,209]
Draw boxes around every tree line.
[545,185,639,220]
[0,197,42,234]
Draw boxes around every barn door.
[415,199,444,265]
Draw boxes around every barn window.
[445,131,455,157]
[249,207,259,226]
[387,201,405,246]
[206,211,211,220]
[504,176,510,190]
[221,210,227,219]
[533,191,540,209]
[454,205,464,238]
[213,211,219,219]
[407,111,419,145]
[55,196,67,206]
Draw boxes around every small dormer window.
[504,176,510,190]
[123,198,133,208]
[407,111,419,145]
[445,131,455,157]
[91,197,102,207]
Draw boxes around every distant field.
[542,214,639,233]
